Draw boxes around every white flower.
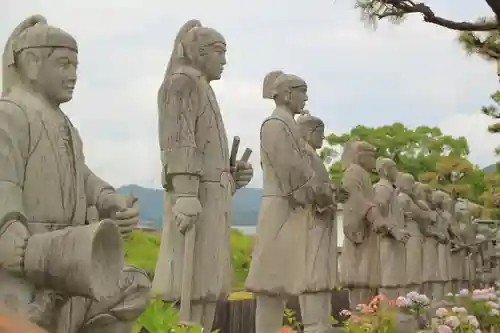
[487,301,499,308]
[452,307,468,314]
[446,292,454,297]
[444,316,461,329]
[415,294,430,305]
[458,289,469,296]
[406,291,419,301]
[490,309,499,316]
[467,315,479,328]
[436,308,449,318]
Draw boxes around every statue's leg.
[299,292,332,333]
[190,301,216,333]
[77,265,151,333]
[255,295,285,333]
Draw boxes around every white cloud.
[440,112,499,167]
[2,0,499,192]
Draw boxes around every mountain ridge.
[117,184,261,229]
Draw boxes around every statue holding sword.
[152,19,253,332]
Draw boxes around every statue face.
[358,150,376,171]
[310,125,324,149]
[288,85,308,114]
[385,164,398,183]
[199,42,226,81]
[37,48,78,105]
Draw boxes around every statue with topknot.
[0,15,151,332]
[294,110,348,333]
[245,71,335,333]
[152,20,253,331]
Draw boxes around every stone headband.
[5,22,77,67]
[262,70,307,99]
[296,110,324,129]
[175,24,225,59]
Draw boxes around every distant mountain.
[117,184,261,229]
[484,163,499,173]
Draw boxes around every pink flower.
[437,325,452,333]
[282,327,293,333]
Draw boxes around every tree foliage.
[323,123,489,202]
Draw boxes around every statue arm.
[84,165,115,211]
[261,119,315,205]
[159,73,202,197]
[0,101,30,233]
[373,184,391,217]
[342,168,387,232]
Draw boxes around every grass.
[125,228,256,329]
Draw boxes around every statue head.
[262,70,307,114]
[341,140,377,172]
[167,20,226,82]
[2,15,78,105]
[396,172,415,194]
[415,182,433,204]
[431,190,448,210]
[375,157,398,183]
[296,110,324,149]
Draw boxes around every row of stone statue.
[338,143,498,307]
[0,14,495,333]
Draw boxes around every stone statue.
[338,141,408,306]
[431,190,451,300]
[396,173,426,293]
[414,183,441,299]
[372,158,409,299]
[245,71,332,333]
[477,225,496,287]
[439,192,464,293]
[152,20,253,331]
[295,111,346,333]
[0,15,151,332]
[460,222,480,289]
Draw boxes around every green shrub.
[124,228,254,286]
[126,229,254,331]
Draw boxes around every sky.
[2,0,500,189]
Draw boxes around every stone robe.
[373,179,406,288]
[301,143,338,292]
[153,65,233,303]
[447,211,464,282]
[419,201,439,283]
[245,107,315,296]
[0,86,150,332]
[397,192,424,286]
[435,209,450,283]
[339,164,379,288]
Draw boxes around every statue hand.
[391,228,411,244]
[0,221,29,276]
[403,210,413,220]
[102,193,139,238]
[172,196,202,235]
[233,161,253,189]
[336,187,349,204]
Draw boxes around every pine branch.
[357,0,500,31]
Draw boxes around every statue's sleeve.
[373,184,391,217]
[84,165,115,207]
[342,167,374,221]
[0,101,30,231]
[260,118,314,201]
[158,73,202,189]
[70,127,115,207]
